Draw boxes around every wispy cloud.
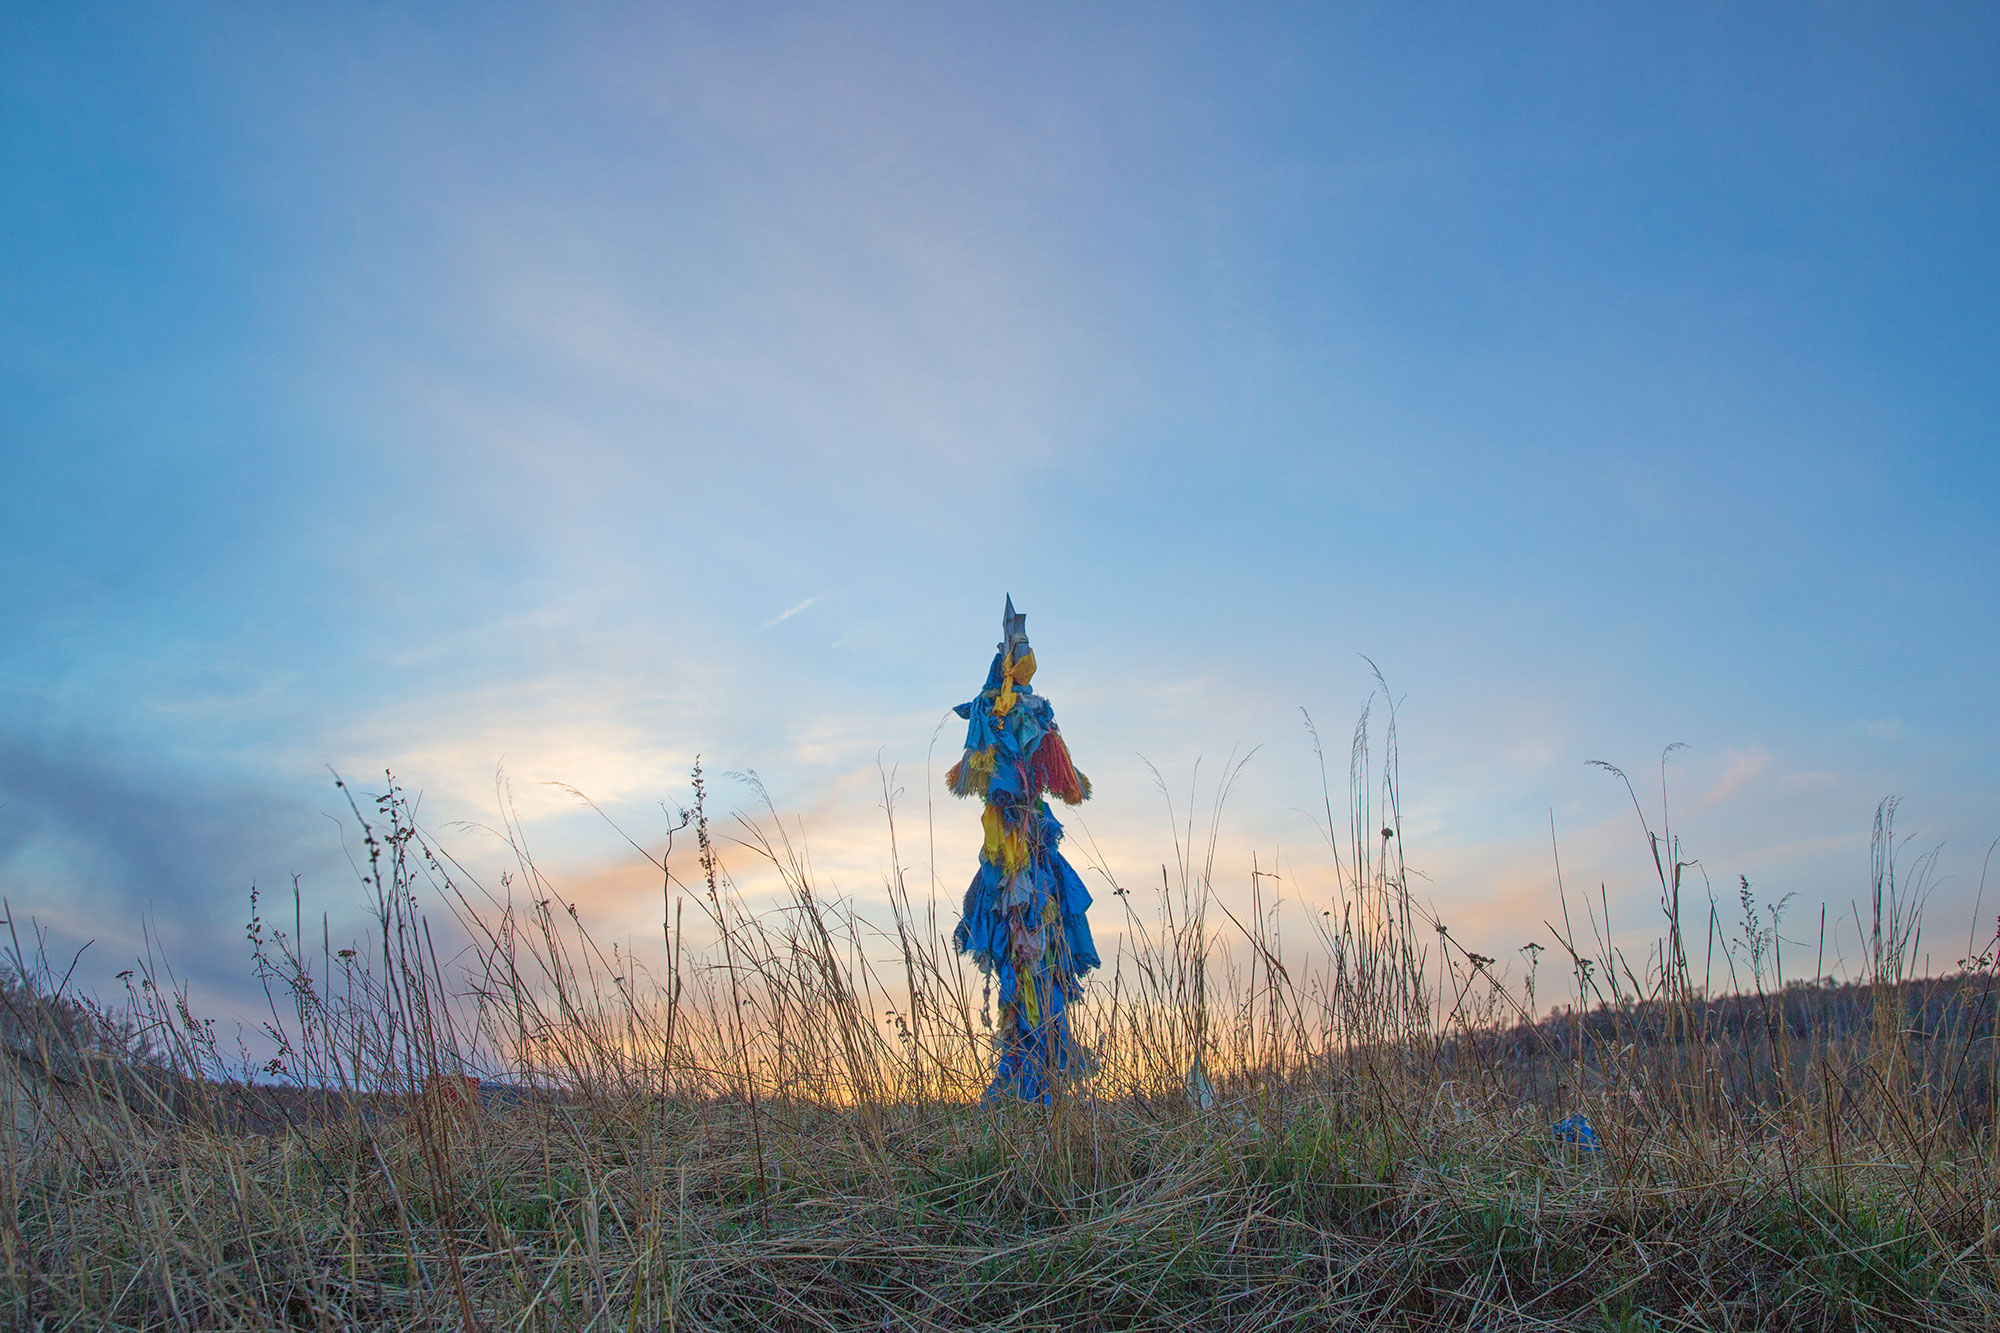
[760,597,819,630]
[1695,748,1772,812]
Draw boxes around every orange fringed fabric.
[1028,731,1091,805]
[946,747,996,798]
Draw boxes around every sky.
[4,4,1998,1027]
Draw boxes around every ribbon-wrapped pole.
[947,596,1100,1102]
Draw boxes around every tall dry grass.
[1,701,1996,1330]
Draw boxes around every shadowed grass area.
[2,707,1996,1330]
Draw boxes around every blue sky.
[4,4,1998,1018]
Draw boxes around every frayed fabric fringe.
[1028,731,1090,805]
[946,747,996,799]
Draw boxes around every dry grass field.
[2,723,1996,1331]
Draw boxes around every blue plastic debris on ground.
[1552,1113,1601,1150]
